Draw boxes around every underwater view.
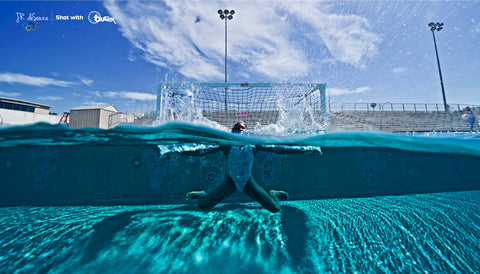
[2,0,480,273]
[0,191,479,273]
[1,123,480,273]
[1,188,480,273]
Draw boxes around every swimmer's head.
[232,121,247,134]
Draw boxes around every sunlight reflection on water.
[1,191,479,273]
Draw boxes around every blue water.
[1,192,480,273]
[1,122,480,273]
[1,122,480,156]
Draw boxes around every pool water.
[1,122,480,273]
[1,191,479,273]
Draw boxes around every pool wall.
[1,145,479,206]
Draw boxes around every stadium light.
[218,9,235,83]
[428,22,449,112]
[218,9,235,111]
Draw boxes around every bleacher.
[328,110,472,132]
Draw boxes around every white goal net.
[157,82,328,132]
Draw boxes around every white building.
[0,97,61,127]
[69,104,120,129]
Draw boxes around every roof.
[0,97,52,109]
[70,104,119,112]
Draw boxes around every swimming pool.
[1,192,479,273]
[1,122,480,272]
[1,122,479,205]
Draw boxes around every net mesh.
[157,83,328,131]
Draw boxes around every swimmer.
[462,106,480,131]
[173,121,299,213]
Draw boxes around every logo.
[16,12,48,23]
[16,12,48,31]
[23,22,40,31]
[88,11,116,24]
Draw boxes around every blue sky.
[0,0,479,114]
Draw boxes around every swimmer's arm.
[160,145,228,158]
[256,145,322,155]
[179,146,226,156]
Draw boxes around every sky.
[0,0,479,114]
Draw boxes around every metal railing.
[105,101,479,128]
[337,103,478,112]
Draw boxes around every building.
[69,104,119,129]
[0,97,60,126]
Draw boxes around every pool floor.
[1,191,479,273]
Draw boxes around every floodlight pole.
[218,9,234,111]
[224,15,228,83]
[428,22,449,112]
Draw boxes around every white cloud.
[105,1,381,81]
[0,72,74,87]
[286,2,380,68]
[81,101,110,106]
[74,75,94,86]
[92,90,156,101]
[37,96,63,101]
[119,91,156,101]
[392,67,407,74]
[88,91,102,98]
[102,91,118,98]
[328,86,371,96]
[0,91,21,97]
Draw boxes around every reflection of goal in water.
[157,83,328,130]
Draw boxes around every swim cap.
[232,121,246,133]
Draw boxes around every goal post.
[156,82,328,131]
